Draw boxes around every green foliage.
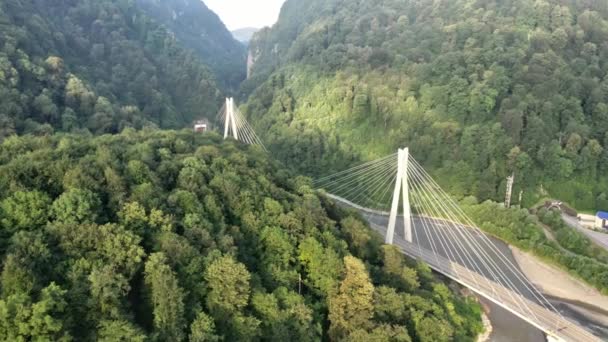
[0,0,224,136]
[97,320,146,342]
[328,256,375,340]
[51,189,100,224]
[251,288,316,341]
[204,255,251,318]
[0,283,71,341]
[244,0,608,210]
[189,311,220,342]
[0,191,50,233]
[134,0,246,91]
[145,253,186,341]
[464,201,608,293]
[0,130,482,340]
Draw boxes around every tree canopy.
[0,0,229,136]
[0,129,483,340]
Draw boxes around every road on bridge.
[329,195,602,342]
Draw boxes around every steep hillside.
[0,130,482,341]
[0,0,222,136]
[242,0,608,210]
[135,0,246,91]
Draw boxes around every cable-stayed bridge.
[218,99,601,342]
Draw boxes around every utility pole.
[518,190,523,208]
[298,273,302,295]
[505,173,515,208]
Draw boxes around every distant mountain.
[232,27,259,44]
[135,0,247,91]
[0,0,222,136]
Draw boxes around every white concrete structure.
[386,148,412,245]
[223,97,238,140]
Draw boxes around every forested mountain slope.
[135,0,246,91]
[0,0,222,137]
[0,130,482,341]
[242,0,608,210]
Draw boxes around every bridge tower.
[386,148,412,245]
[223,97,238,140]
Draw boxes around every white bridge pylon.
[386,148,411,245]
[224,97,238,140]
[218,97,267,151]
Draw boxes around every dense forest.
[135,0,246,91]
[0,130,482,341]
[242,0,608,211]
[3,0,608,339]
[0,0,229,136]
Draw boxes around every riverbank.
[476,305,492,342]
[511,247,608,335]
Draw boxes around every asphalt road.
[562,214,608,251]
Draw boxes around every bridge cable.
[408,157,558,319]
[407,171,483,290]
[408,161,536,318]
[408,156,560,311]
[314,153,397,184]
[316,157,396,197]
[234,108,268,150]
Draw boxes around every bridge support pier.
[223,97,238,140]
[386,148,412,245]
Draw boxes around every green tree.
[298,237,344,297]
[328,256,374,340]
[189,311,220,342]
[0,191,51,233]
[51,188,101,224]
[144,253,186,341]
[204,255,251,317]
[97,320,147,342]
[89,265,131,319]
[0,283,71,341]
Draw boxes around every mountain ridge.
[135,0,247,91]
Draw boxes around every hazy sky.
[204,0,286,30]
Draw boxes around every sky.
[204,0,286,30]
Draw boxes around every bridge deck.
[367,222,600,342]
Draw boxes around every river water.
[478,289,608,341]
[481,299,546,342]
